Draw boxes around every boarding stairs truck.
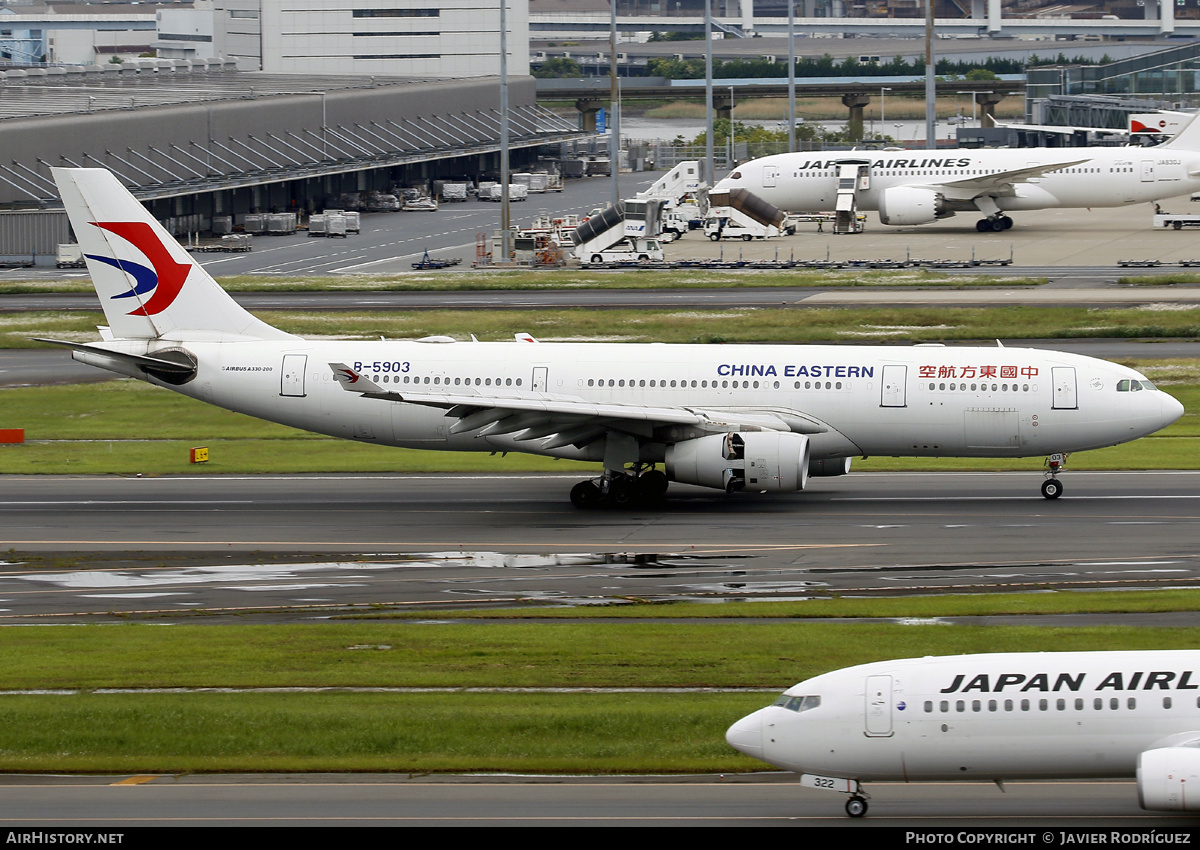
[636,160,708,240]
[703,188,787,241]
[571,200,666,265]
[833,161,870,233]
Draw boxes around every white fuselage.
[151,338,1179,464]
[727,651,1200,782]
[715,146,1200,219]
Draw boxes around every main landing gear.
[1041,452,1068,500]
[976,215,1013,232]
[570,466,669,509]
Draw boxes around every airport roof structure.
[0,60,583,206]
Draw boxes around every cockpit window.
[729,171,741,180]
[772,694,821,712]
[1117,379,1157,392]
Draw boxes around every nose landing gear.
[1041,452,1068,500]
[845,794,869,818]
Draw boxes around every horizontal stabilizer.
[33,338,197,383]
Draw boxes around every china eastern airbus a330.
[44,168,1181,507]
[714,110,1200,231]
[728,651,1200,817]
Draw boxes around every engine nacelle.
[1137,747,1200,810]
[666,432,810,493]
[877,186,944,226]
[809,457,852,477]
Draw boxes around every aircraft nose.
[1162,392,1186,429]
[726,710,765,758]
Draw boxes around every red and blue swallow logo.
[86,221,190,316]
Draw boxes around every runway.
[1,470,1197,623]
[0,773,1187,827]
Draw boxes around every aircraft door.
[280,354,307,398]
[1052,367,1078,410]
[1142,160,1156,182]
[763,165,779,188]
[864,675,894,737]
[880,365,907,407]
[532,366,548,392]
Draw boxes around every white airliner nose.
[1163,392,1186,429]
[726,711,765,758]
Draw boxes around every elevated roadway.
[532,12,1193,39]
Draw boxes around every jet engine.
[666,432,810,493]
[1137,747,1200,811]
[877,186,945,226]
[809,457,852,477]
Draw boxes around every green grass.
[0,268,1038,297]
[11,305,1200,351]
[0,620,1197,773]
[0,692,764,774]
[352,589,1200,621]
[10,304,1200,349]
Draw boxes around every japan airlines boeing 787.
[714,110,1200,231]
[728,651,1200,817]
[43,168,1182,506]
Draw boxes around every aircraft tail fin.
[1158,110,1200,151]
[52,168,293,342]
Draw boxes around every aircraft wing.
[933,159,1091,201]
[330,362,827,449]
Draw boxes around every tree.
[532,57,582,79]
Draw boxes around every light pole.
[729,85,735,167]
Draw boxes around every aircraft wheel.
[1000,216,1014,230]
[845,796,868,818]
[989,218,1005,233]
[638,470,669,502]
[976,219,989,233]
[1041,478,1063,500]
[608,477,637,507]
[570,480,602,509]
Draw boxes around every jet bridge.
[834,161,871,234]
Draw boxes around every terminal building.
[0,1,586,261]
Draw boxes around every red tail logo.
[88,221,190,316]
